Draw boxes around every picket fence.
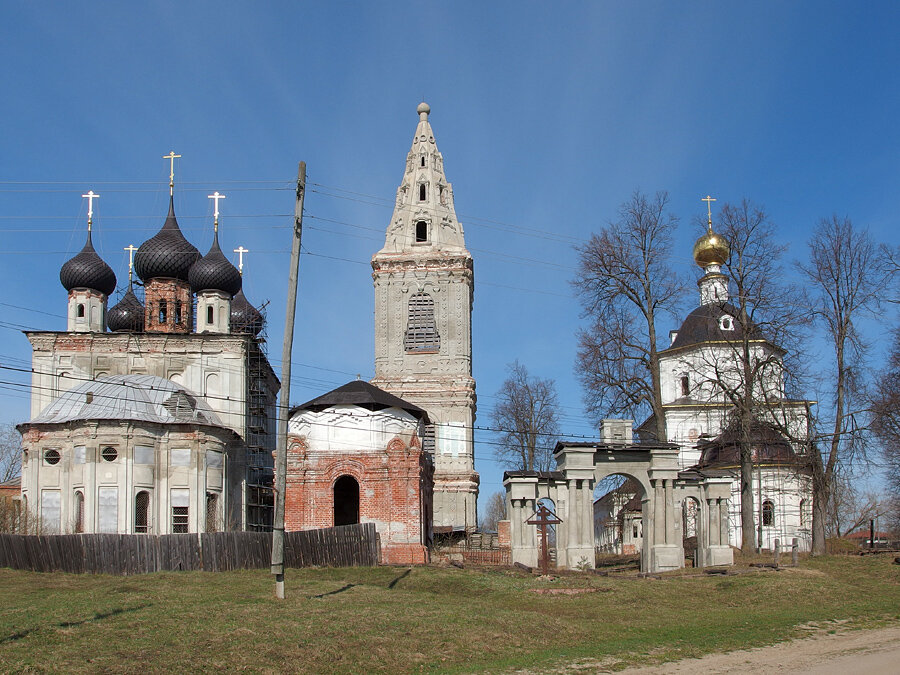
[0,523,379,575]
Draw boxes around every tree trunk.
[740,435,756,553]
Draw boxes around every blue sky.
[1,2,898,510]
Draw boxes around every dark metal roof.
[230,289,263,335]
[694,420,805,470]
[106,283,145,332]
[667,303,763,350]
[291,380,429,420]
[59,230,117,296]
[189,231,242,296]
[134,196,200,283]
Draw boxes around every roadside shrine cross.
[81,190,99,230]
[234,246,249,274]
[527,503,562,576]
[702,194,716,230]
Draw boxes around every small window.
[158,300,167,324]
[77,304,85,318]
[206,492,219,532]
[74,490,84,533]
[680,376,690,397]
[415,221,428,243]
[419,183,426,201]
[174,302,183,325]
[762,500,775,527]
[135,491,150,533]
[420,156,426,167]
[800,499,808,526]
[43,449,61,466]
[101,447,118,462]
[172,506,189,533]
[207,305,214,325]
[632,523,639,538]
[719,316,734,331]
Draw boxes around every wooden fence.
[0,523,379,575]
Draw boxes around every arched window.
[158,300,167,324]
[135,491,150,533]
[333,475,360,526]
[415,221,428,243]
[74,490,85,533]
[404,293,440,352]
[174,301,183,325]
[420,156,426,167]
[77,304,85,318]
[799,499,808,526]
[207,305,214,325]
[680,375,690,397]
[762,500,775,527]
[419,183,427,201]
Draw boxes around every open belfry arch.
[504,421,733,573]
[371,102,479,532]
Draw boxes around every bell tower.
[371,102,479,532]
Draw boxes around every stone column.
[664,480,675,545]
[653,480,665,545]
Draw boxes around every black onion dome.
[59,231,117,296]
[134,196,200,282]
[188,232,242,296]
[107,284,145,332]
[230,289,264,335]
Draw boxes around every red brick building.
[285,381,433,564]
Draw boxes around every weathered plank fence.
[0,523,379,575]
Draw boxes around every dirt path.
[617,624,900,674]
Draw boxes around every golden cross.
[702,195,716,231]
[124,244,138,282]
[163,150,182,195]
[208,191,226,231]
[81,190,99,230]
[234,246,249,274]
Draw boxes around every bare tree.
[872,327,900,533]
[0,424,22,483]
[799,216,885,554]
[490,361,560,472]
[573,190,684,440]
[825,470,889,538]
[479,491,507,532]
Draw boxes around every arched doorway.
[592,473,646,559]
[333,475,360,526]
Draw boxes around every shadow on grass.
[0,604,152,644]
[388,569,411,589]
[312,584,355,598]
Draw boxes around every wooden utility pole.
[271,161,306,599]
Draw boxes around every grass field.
[0,555,897,673]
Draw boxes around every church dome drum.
[230,289,264,335]
[134,197,200,282]
[59,231,117,296]
[107,284,145,332]
[188,233,242,296]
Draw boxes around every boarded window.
[98,487,118,533]
[404,293,440,352]
[41,491,61,533]
[135,491,150,533]
[171,488,189,533]
[206,450,223,469]
[134,445,154,465]
[74,446,86,464]
[74,491,84,533]
[206,492,219,532]
[170,448,191,466]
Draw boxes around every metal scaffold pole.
[271,161,306,599]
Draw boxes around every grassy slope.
[0,556,897,673]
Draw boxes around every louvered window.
[404,293,440,353]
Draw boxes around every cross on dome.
[163,150,181,195]
[81,190,99,230]
[234,246,249,274]
[124,244,138,282]
[208,191,226,231]
[702,195,717,232]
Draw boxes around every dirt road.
[618,624,900,674]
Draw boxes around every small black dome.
[107,284,145,332]
[189,231,242,296]
[231,289,264,335]
[134,196,200,283]
[60,231,117,296]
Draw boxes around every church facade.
[18,179,278,535]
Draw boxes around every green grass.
[0,555,897,673]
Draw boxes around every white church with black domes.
[18,169,279,535]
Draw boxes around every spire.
[378,102,467,254]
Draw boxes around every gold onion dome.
[693,228,730,268]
